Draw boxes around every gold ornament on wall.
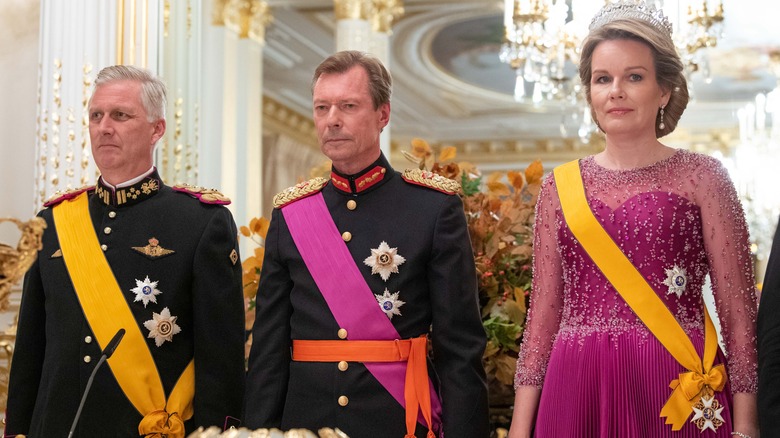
[0,216,46,413]
[0,217,46,311]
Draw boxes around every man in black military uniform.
[244,51,488,437]
[758,215,780,436]
[4,65,245,437]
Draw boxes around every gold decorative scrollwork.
[334,0,368,20]
[0,217,46,312]
[249,1,273,44]
[222,0,272,43]
[0,216,46,411]
[370,0,404,34]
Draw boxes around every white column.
[217,0,271,229]
[157,0,201,185]
[368,0,404,159]
[198,0,227,191]
[371,30,392,159]
[334,0,371,52]
[220,30,239,217]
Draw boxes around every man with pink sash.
[244,51,488,438]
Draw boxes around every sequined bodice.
[557,189,708,337]
[515,150,758,393]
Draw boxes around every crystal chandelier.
[499,0,726,139]
[665,0,725,83]
[499,0,584,105]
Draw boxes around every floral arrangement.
[239,216,269,358]
[239,139,544,404]
[403,138,543,403]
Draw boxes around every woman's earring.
[658,106,666,130]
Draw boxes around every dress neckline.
[585,149,682,174]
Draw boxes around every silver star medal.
[690,394,725,432]
[143,307,181,347]
[130,276,162,307]
[662,265,687,298]
[364,241,406,281]
[375,288,405,319]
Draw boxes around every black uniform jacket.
[758,214,780,436]
[244,154,489,438]
[4,171,245,437]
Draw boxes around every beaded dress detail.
[514,150,758,437]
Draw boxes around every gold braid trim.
[273,177,329,208]
[401,169,460,195]
[172,183,231,204]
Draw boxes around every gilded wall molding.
[249,1,273,44]
[212,0,229,25]
[262,96,318,150]
[389,126,739,172]
[222,0,272,43]
[334,0,368,20]
[370,0,404,33]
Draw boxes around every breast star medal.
[364,241,406,281]
[130,276,162,307]
[375,288,405,319]
[662,265,688,298]
[690,394,724,432]
[143,307,181,347]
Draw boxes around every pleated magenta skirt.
[533,327,733,437]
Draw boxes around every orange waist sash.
[293,336,435,438]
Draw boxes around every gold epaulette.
[273,177,329,209]
[43,185,96,208]
[401,169,460,195]
[172,183,231,205]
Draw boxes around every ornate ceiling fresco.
[262,0,779,168]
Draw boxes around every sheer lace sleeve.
[514,174,565,389]
[693,157,758,393]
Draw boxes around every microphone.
[67,328,126,438]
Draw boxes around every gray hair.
[93,65,167,122]
[311,50,392,110]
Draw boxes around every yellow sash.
[553,160,726,431]
[53,192,194,438]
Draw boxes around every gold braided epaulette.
[43,185,96,208]
[273,177,329,209]
[401,169,460,195]
[172,183,231,205]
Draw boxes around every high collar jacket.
[244,155,489,437]
[5,172,246,437]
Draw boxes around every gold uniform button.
[347,200,357,210]
[341,231,352,242]
[338,395,349,407]
[103,227,112,235]
[84,336,92,344]
[83,356,92,363]
[100,244,108,251]
[338,361,349,371]
[337,328,348,339]
[108,211,117,218]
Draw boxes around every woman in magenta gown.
[508,2,759,437]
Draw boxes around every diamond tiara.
[589,0,674,36]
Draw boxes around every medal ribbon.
[282,192,442,436]
[53,192,194,438]
[553,160,726,430]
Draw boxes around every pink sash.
[282,192,442,431]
